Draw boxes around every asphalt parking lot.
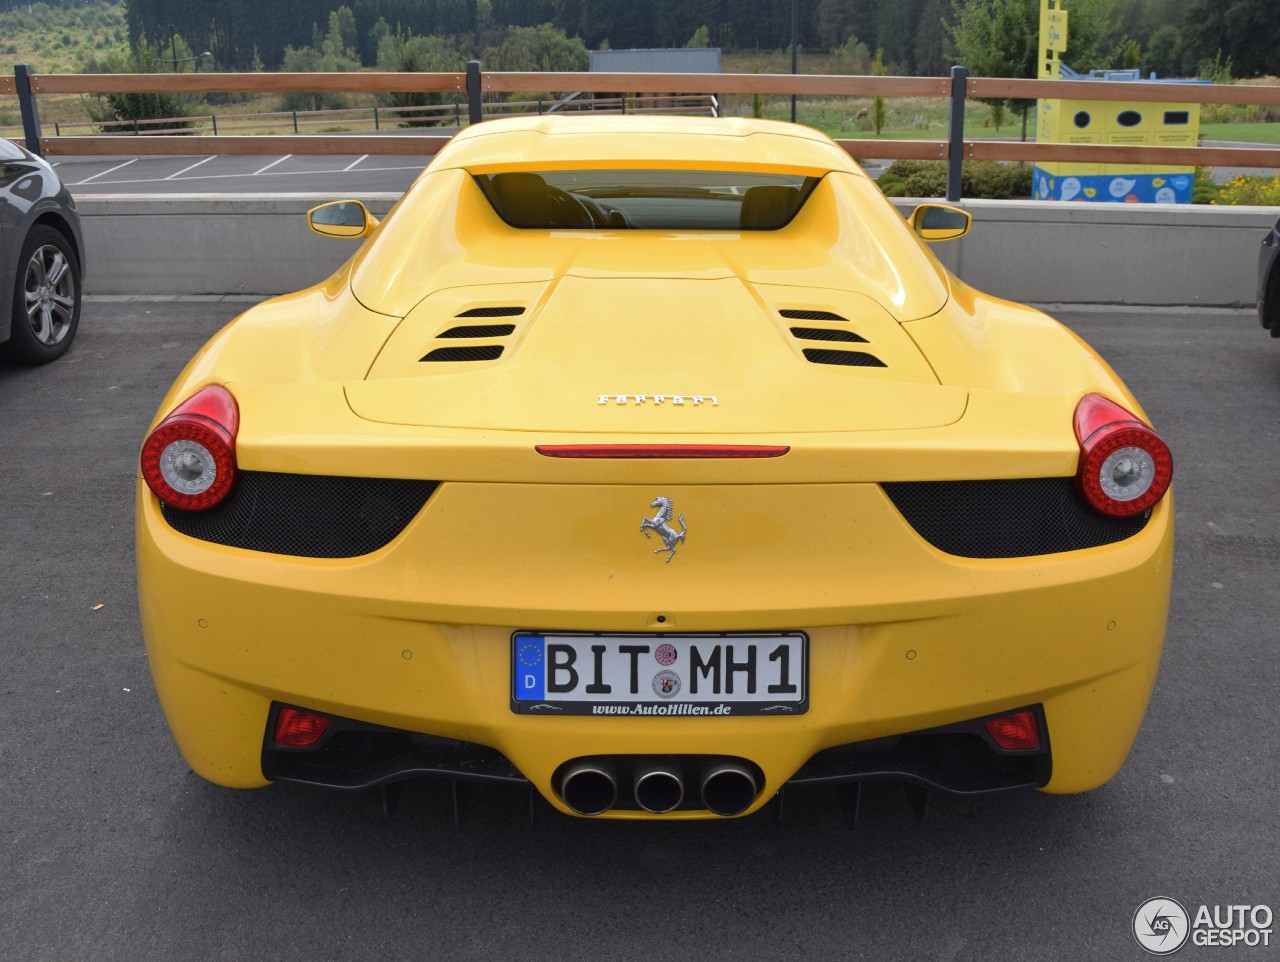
[1,299,1277,961]
[54,152,432,194]
[45,137,1272,196]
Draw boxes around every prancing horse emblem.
[640,496,687,563]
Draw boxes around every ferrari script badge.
[640,496,687,563]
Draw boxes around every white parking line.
[343,154,369,171]
[74,165,427,187]
[72,157,138,185]
[165,156,216,180]
[253,154,292,175]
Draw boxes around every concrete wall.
[76,193,1278,306]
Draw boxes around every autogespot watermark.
[1132,897,1273,955]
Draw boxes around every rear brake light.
[273,708,331,748]
[536,444,790,459]
[984,710,1041,751]
[1073,394,1172,518]
[140,385,239,511]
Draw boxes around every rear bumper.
[262,701,1052,815]
[138,478,1173,816]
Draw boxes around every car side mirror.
[908,204,971,243]
[307,200,378,239]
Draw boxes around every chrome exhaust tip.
[701,763,759,817]
[559,761,618,816]
[634,764,685,814]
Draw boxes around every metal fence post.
[946,65,969,203]
[14,64,43,155]
[466,60,483,125]
[374,105,379,130]
[211,114,218,135]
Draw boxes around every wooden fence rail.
[6,62,1280,200]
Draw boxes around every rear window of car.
[474,169,822,230]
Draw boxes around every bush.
[1192,168,1221,205]
[1214,173,1280,206]
[903,164,948,197]
[876,172,907,197]
[878,160,1031,199]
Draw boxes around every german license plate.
[510,632,808,716]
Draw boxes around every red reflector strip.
[984,710,1041,752]
[273,708,331,748]
[535,444,790,459]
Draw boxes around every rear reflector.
[536,444,790,459]
[984,710,1041,752]
[273,708,331,748]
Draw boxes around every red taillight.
[1073,394,1172,518]
[273,708,331,748]
[140,385,239,512]
[535,444,790,459]
[984,710,1041,752]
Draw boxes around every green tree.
[1120,37,1142,70]
[686,24,710,48]
[949,0,1111,141]
[1143,24,1185,78]
[1180,0,1280,79]
[83,36,194,130]
[870,47,887,135]
[876,0,926,72]
[483,22,588,71]
[913,0,952,76]
[376,30,465,126]
[280,7,362,112]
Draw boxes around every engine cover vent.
[438,323,517,339]
[422,345,504,362]
[780,309,848,322]
[789,326,867,343]
[456,307,525,318]
[803,348,886,368]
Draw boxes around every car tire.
[2,225,82,365]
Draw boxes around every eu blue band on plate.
[516,635,545,700]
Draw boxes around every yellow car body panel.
[138,483,1171,806]
[137,116,1173,819]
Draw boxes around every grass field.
[1199,122,1280,145]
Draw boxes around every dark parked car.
[1,139,84,364]
[1260,217,1280,337]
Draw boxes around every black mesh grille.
[803,348,886,367]
[780,309,847,321]
[790,326,867,343]
[790,732,1048,794]
[456,307,525,318]
[422,345,504,362]
[882,477,1150,558]
[438,323,516,338]
[161,472,436,558]
[263,709,526,789]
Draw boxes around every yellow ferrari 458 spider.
[137,116,1173,821]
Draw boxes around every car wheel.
[3,225,82,364]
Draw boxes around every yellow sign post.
[1035,0,1199,203]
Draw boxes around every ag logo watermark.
[1133,897,1190,955]
[1133,898,1274,954]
